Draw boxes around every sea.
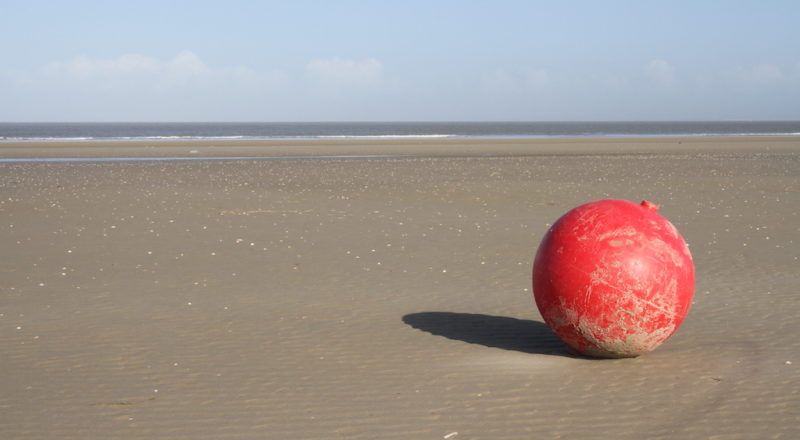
[1,121,800,142]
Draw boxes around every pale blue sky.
[1,0,798,121]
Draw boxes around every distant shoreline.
[2,121,799,144]
[0,136,798,160]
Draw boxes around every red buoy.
[532,200,694,358]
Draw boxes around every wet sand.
[1,138,798,439]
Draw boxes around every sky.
[1,0,799,122]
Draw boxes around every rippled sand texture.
[1,139,798,439]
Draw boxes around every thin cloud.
[481,67,549,93]
[721,63,800,96]
[645,59,676,85]
[1,51,295,120]
[481,68,517,93]
[523,68,550,89]
[50,53,161,78]
[734,64,785,82]
[160,51,210,87]
[3,49,797,121]
[34,51,293,93]
[305,57,383,86]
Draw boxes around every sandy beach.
[1,137,798,439]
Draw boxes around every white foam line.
[310,134,455,139]
[0,154,412,163]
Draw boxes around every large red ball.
[532,199,694,358]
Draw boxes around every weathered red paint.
[532,199,695,358]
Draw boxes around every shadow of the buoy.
[402,311,571,357]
